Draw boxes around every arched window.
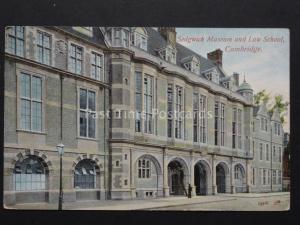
[13,156,47,191]
[74,159,96,189]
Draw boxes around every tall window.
[175,86,183,139]
[252,168,255,185]
[279,147,282,162]
[220,103,225,146]
[200,95,207,143]
[20,73,42,132]
[13,156,46,191]
[144,75,153,134]
[74,159,96,189]
[232,108,237,149]
[259,143,263,160]
[263,169,266,185]
[193,93,199,142]
[7,26,24,56]
[79,89,96,138]
[260,117,268,131]
[266,144,269,161]
[268,169,271,184]
[91,52,104,81]
[37,31,51,65]
[69,44,83,74]
[214,101,219,145]
[237,109,242,149]
[135,72,142,132]
[272,170,276,184]
[138,159,151,178]
[167,84,173,138]
[278,171,282,184]
[273,146,276,161]
[122,29,129,47]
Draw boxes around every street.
[6,192,290,211]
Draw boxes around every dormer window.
[183,56,200,74]
[72,27,93,37]
[131,27,148,51]
[159,45,176,64]
[223,82,229,89]
[203,68,220,84]
[105,27,130,48]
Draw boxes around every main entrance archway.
[194,161,210,195]
[216,163,227,193]
[168,158,188,196]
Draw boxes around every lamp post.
[57,143,64,210]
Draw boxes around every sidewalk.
[6,192,290,210]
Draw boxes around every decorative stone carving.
[55,40,67,55]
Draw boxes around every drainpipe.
[103,87,107,199]
[270,125,273,192]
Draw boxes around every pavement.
[5,192,290,211]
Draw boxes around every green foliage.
[254,91,289,124]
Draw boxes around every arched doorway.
[216,163,226,193]
[74,159,99,189]
[234,164,246,193]
[168,158,188,196]
[194,161,209,195]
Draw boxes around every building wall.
[3,26,284,205]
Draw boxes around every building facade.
[3,26,284,205]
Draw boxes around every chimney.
[207,49,223,67]
[158,27,177,48]
[233,72,239,86]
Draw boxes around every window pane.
[16,39,24,56]
[80,111,87,137]
[21,99,31,130]
[88,113,96,138]
[88,91,96,111]
[21,73,30,98]
[32,102,42,131]
[32,76,42,100]
[80,89,87,109]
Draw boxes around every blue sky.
[175,28,290,131]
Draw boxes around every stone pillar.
[163,147,169,197]
[246,159,251,193]
[130,149,136,199]
[230,157,236,194]
[212,155,217,195]
[190,151,196,196]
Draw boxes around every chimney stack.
[233,72,239,86]
[158,27,177,48]
[207,49,223,67]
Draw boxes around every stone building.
[3,26,284,205]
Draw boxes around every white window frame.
[68,42,84,75]
[138,159,151,179]
[36,30,52,65]
[78,87,98,139]
[17,71,45,133]
[90,51,104,81]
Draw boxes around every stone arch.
[216,161,230,193]
[134,154,163,198]
[11,150,53,172]
[135,154,162,175]
[194,159,212,195]
[72,154,101,174]
[233,163,247,193]
[168,156,190,195]
[168,156,190,174]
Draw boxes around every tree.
[269,95,289,124]
[254,89,270,105]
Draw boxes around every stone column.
[163,147,169,197]
[246,159,251,193]
[212,154,217,195]
[230,157,236,194]
[130,149,136,199]
[190,151,196,196]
